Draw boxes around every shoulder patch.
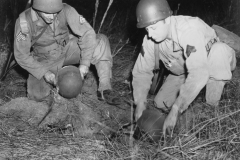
[186,45,197,57]
[140,46,145,57]
[79,15,86,24]
[16,31,28,42]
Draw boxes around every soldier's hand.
[79,65,89,79]
[163,104,179,138]
[44,71,57,85]
[135,102,146,121]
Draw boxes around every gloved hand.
[44,71,57,85]
[79,65,89,79]
[163,104,179,138]
[135,102,146,121]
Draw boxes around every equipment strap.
[154,43,160,72]
[31,24,49,46]
[20,9,49,46]
[149,43,166,95]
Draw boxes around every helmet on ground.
[134,109,166,142]
[136,0,172,28]
[57,66,83,99]
[33,0,63,13]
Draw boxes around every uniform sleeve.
[64,4,97,67]
[132,36,155,105]
[14,18,47,80]
[174,29,209,112]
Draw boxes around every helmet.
[32,0,63,13]
[134,109,166,142]
[57,66,83,99]
[136,0,172,28]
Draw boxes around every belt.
[206,38,218,54]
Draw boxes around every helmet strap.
[36,11,58,25]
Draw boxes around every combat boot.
[97,90,122,105]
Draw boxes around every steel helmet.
[57,66,83,99]
[136,0,172,28]
[32,0,63,13]
[134,109,166,142]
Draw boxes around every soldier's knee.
[210,42,229,56]
[27,76,51,102]
[97,34,109,45]
[154,97,169,111]
[91,34,112,64]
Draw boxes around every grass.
[0,58,239,160]
[0,92,239,159]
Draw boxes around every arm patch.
[16,31,27,42]
[79,15,86,24]
[186,45,197,57]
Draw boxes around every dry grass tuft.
[97,0,114,34]
[0,43,10,74]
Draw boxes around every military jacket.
[14,3,97,79]
[132,16,226,111]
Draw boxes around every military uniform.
[133,16,236,113]
[14,4,112,101]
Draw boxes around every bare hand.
[135,102,146,121]
[79,65,89,79]
[44,71,57,85]
[163,104,179,138]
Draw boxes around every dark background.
[0,0,239,48]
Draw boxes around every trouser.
[27,34,112,101]
[154,42,236,110]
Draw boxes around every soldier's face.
[39,12,57,24]
[146,20,169,42]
